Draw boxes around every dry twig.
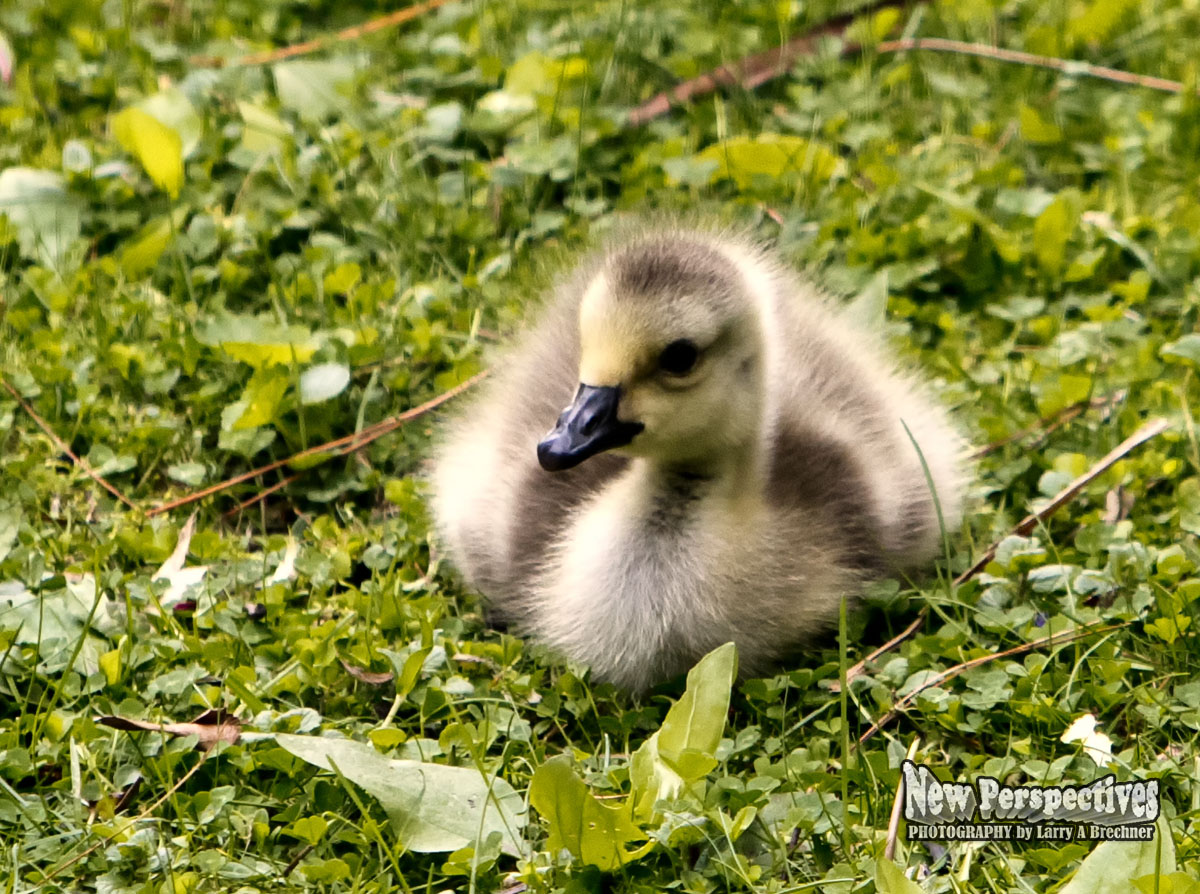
[148,371,487,517]
[41,758,207,883]
[627,0,912,126]
[856,620,1131,747]
[629,23,1191,127]
[956,417,1170,582]
[0,377,141,513]
[969,390,1127,460]
[222,473,302,519]
[192,0,454,67]
[876,37,1197,95]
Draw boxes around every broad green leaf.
[302,859,350,883]
[112,107,184,198]
[277,734,525,855]
[0,167,82,265]
[846,7,901,45]
[657,642,737,759]
[99,646,123,686]
[273,59,357,121]
[137,88,203,157]
[1069,0,1139,45]
[1032,193,1079,276]
[323,262,361,295]
[0,576,106,675]
[1020,104,1062,144]
[196,314,319,368]
[284,816,329,846]
[528,755,651,871]
[1161,335,1200,368]
[1132,872,1200,894]
[166,462,207,486]
[233,368,290,429]
[395,647,432,701]
[876,857,924,894]
[698,135,842,189]
[1061,814,1176,894]
[1146,615,1191,644]
[299,363,351,405]
[505,51,587,97]
[238,101,291,155]
[630,642,737,821]
[1035,371,1092,415]
[120,217,172,276]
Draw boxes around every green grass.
[2,0,1200,891]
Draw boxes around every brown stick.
[627,0,912,126]
[876,37,1195,95]
[956,417,1170,583]
[969,390,1127,460]
[835,608,929,692]
[839,416,1170,689]
[222,473,302,519]
[629,25,1190,127]
[147,371,487,517]
[856,621,1131,747]
[40,757,207,882]
[193,0,454,68]
[0,377,141,513]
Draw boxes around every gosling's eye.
[657,339,700,376]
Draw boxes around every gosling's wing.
[764,276,967,570]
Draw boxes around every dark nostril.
[579,411,599,436]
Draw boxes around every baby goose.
[431,225,966,692]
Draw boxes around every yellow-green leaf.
[505,51,587,97]
[238,100,291,155]
[323,262,361,295]
[876,857,924,894]
[1033,193,1079,276]
[847,7,900,45]
[234,368,289,430]
[1062,814,1176,894]
[630,642,737,821]
[529,755,652,871]
[285,816,329,846]
[99,647,123,686]
[1132,872,1200,894]
[1020,104,1062,144]
[120,218,172,276]
[1161,334,1200,368]
[112,107,184,198]
[698,135,842,189]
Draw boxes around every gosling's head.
[537,233,766,474]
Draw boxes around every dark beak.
[537,384,643,472]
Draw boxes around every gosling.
[431,225,967,692]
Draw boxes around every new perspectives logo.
[901,760,1160,842]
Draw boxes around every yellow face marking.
[577,274,644,387]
